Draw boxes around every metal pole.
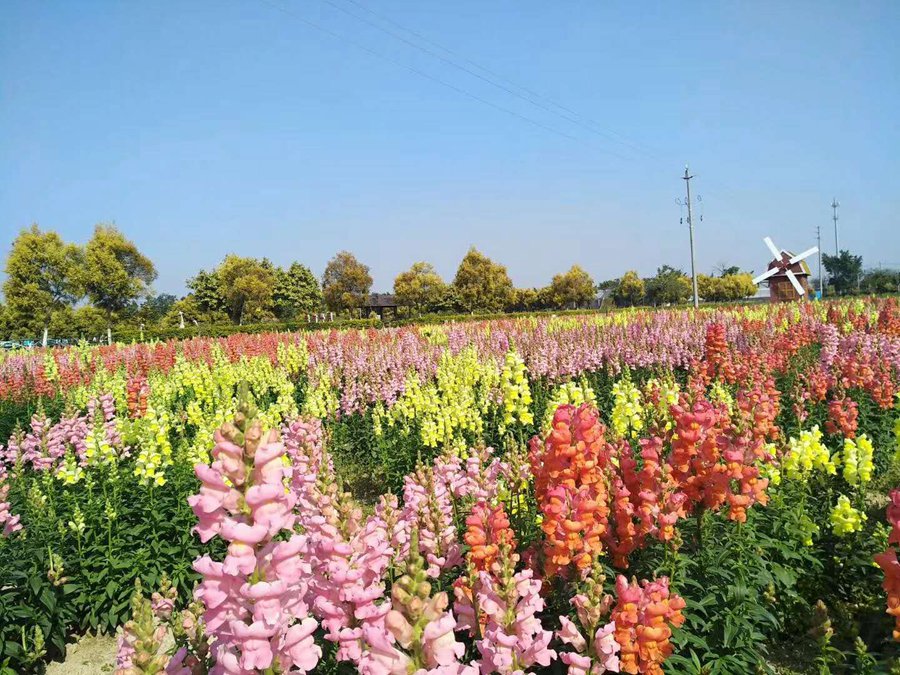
[816,225,823,298]
[831,198,839,255]
[683,166,699,308]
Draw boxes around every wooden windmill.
[752,237,818,302]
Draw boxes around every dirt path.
[46,634,116,675]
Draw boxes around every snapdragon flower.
[188,402,321,673]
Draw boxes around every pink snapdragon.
[442,445,505,503]
[357,530,475,675]
[556,567,620,674]
[458,536,555,674]
[114,580,171,675]
[188,405,321,673]
[400,461,462,577]
[0,471,21,537]
[283,416,396,667]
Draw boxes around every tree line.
[1,224,891,341]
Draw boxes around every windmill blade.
[789,246,819,265]
[752,267,780,284]
[785,269,805,295]
[763,236,781,260]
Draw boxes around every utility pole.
[816,224,823,298]
[682,166,699,308]
[831,198,840,255]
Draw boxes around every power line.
[316,0,651,160]
[256,0,748,209]
[254,0,583,142]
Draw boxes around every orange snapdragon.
[612,575,685,675]
[530,404,612,577]
[463,501,515,574]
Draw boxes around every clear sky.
[2,0,898,296]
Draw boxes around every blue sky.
[2,0,898,296]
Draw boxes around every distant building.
[586,288,612,309]
[362,293,399,319]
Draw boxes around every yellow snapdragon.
[830,495,866,536]
[610,375,645,440]
[708,381,734,415]
[373,347,497,448]
[541,379,597,431]
[782,426,836,479]
[797,513,819,547]
[643,376,680,432]
[499,350,533,432]
[132,405,173,486]
[837,434,874,486]
[56,453,84,485]
[303,364,339,420]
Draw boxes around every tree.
[428,285,462,314]
[216,255,275,324]
[3,225,83,344]
[862,269,900,294]
[138,294,177,323]
[596,279,619,291]
[509,287,542,312]
[823,250,863,295]
[713,263,743,277]
[163,296,203,327]
[698,273,758,302]
[720,273,758,300]
[452,247,515,313]
[322,251,373,313]
[187,269,228,321]
[70,306,109,340]
[645,266,691,306]
[0,301,9,337]
[546,265,595,309]
[613,271,645,307]
[272,262,323,320]
[80,225,157,343]
[393,262,446,313]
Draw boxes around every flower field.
[1,299,900,674]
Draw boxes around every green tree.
[597,279,619,291]
[163,295,203,327]
[645,265,691,306]
[714,264,743,277]
[70,306,109,340]
[509,287,542,312]
[613,270,645,307]
[546,265,595,309]
[452,247,515,313]
[0,301,9,337]
[81,225,157,342]
[698,273,756,302]
[3,225,83,344]
[272,262,323,320]
[697,274,721,301]
[861,269,900,294]
[393,262,446,314]
[823,250,863,295]
[138,294,177,323]
[322,251,373,313]
[187,269,227,321]
[216,255,275,324]
[428,285,462,314]
[721,273,758,300]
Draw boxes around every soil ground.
[46,634,116,675]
